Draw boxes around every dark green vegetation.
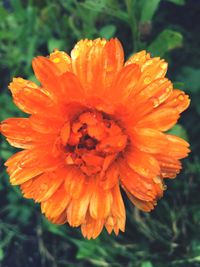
[0,0,200,266]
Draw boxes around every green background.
[0,0,200,266]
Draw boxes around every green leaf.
[141,261,154,267]
[167,124,188,141]
[166,0,185,5]
[80,0,129,22]
[99,24,116,39]
[148,29,183,56]
[140,0,161,22]
[0,5,8,21]
[177,67,200,94]
[0,247,4,261]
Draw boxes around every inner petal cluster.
[61,110,127,176]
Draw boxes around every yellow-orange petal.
[49,50,72,74]
[105,185,126,235]
[67,179,94,227]
[125,50,151,67]
[41,184,70,219]
[125,51,168,95]
[81,213,104,239]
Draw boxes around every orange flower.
[1,38,190,239]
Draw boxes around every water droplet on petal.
[151,97,160,107]
[153,176,162,184]
[178,94,184,101]
[144,76,152,84]
[160,62,167,69]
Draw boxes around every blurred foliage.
[0,0,200,266]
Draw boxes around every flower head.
[1,38,190,239]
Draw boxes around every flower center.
[61,110,127,176]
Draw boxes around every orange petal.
[129,128,168,154]
[100,162,119,190]
[125,51,168,99]
[123,78,173,127]
[125,148,160,179]
[160,89,190,113]
[89,177,113,219]
[71,38,124,97]
[81,213,104,239]
[49,211,68,225]
[119,159,163,201]
[5,148,63,185]
[20,168,66,202]
[105,184,125,235]
[110,64,141,101]
[64,167,85,199]
[125,50,151,67]
[32,56,67,101]
[1,118,56,149]
[125,189,156,212]
[67,179,94,227]
[154,154,182,179]
[8,77,59,115]
[136,107,179,131]
[165,134,190,159]
[41,184,70,219]
[30,114,64,134]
